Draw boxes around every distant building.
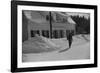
[22,10,76,42]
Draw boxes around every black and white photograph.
[11,1,97,72]
[22,10,90,62]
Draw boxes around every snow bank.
[22,34,64,53]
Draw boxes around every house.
[22,10,76,42]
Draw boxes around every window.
[60,30,64,38]
[53,30,58,38]
[42,30,49,38]
[31,30,34,37]
[36,30,40,35]
[66,30,70,36]
[31,30,40,37]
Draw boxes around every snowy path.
[22,35,90,62]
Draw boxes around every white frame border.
[17,5,94,68]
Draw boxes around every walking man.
[67,32,73,48]
[59,31,73,53]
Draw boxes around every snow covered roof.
[24,11,48,23]
[67,16,76,24]
[54,12,76,24]
[24,11,76,24]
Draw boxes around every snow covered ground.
[22,34,90,62]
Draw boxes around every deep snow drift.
[22,34,68,53]
[22,34,90,62]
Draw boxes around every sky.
[66,12,90,19]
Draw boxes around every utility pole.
[49,12,52,38]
